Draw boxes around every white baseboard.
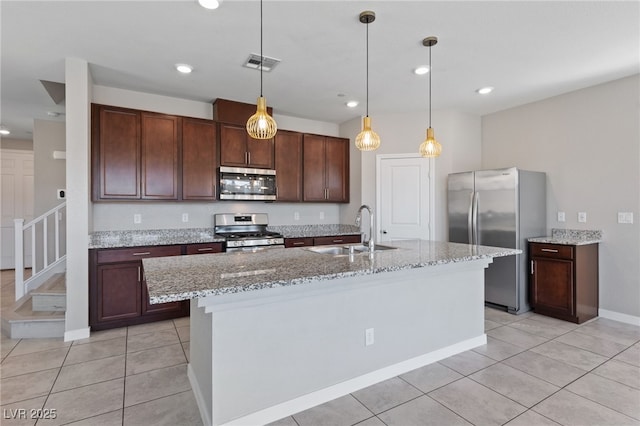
[599,309,640,326]
[188,364,212,426]
[64,327,90,342]
[219,334,487,426]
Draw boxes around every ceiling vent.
[243,54,280,72]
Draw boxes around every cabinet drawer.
[530,243,573,260]
[284,237,314,248]
[314,235,361,246]
[97,245,182,264]
[185,243,224,255]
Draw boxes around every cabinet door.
[220,124,249,167]
[94,105,141,199]
[325,137,349,202]
[95,263,142,323]
[284,237,314,248]
[303,134,327,201]
[247,136,274,169]
[275,130,303,201]
[314,235,361,246]
[185,243,224,255]
[182,118,217,200]
[532,258,574,316]
[141,113,179,199]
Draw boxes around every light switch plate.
[134,214,141,224]
[182,213,189,223]
[557,211,565,222]
[618,212,634,224]
[578,212,587,223]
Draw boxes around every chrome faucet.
[355,205,375,252]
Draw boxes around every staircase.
[1,273,66,338]
[2,202,67,339]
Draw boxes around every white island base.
[187,257,492,426]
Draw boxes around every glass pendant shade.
[419,127,442,158]
[246,96,277,139]
[355,116,380,151]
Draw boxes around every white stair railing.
[14,202,67,300]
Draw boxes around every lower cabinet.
[90,242,223,330]
[285,235,361,248]
[529,242,599,324]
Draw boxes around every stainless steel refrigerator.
[448,167,546,314]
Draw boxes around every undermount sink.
[305,244,398,256]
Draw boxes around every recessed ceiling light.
[198,0,222,10]
[0,128,10,136]
[476,87,494,95]
[175,64,193,74]
[346,100,359,108]
[414,66,429,75]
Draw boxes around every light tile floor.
[1,294,639,425]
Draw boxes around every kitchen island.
[143,240,519,426]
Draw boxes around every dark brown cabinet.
[313,235,361,246]
[275,130,303,201]
[92,105,141,200]
[220,123,274,169]
[303,134,349,203]
[184,242,224,255]
[90,245,188,330]
[182,118,218,200]
[92,105,180,201]
[529,242,599,324]
[141,112,180,200]
[284,237,314,248]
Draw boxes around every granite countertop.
[143,240,520,303]
[528,228,603,246]
[89,228,225,249]
[89,224,361,249]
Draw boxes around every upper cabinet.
[182,118,218,200]
[274,130,303,201]
[93,104,179,201]
[303,134,349,203]
[92,104,141,199]
[219,124,274,169]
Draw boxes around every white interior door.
[1,149,34,269]
[376,154,434,242]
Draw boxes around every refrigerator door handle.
[472,191,479,245]
[467,191,474,244]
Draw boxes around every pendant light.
[419,36,442,158]
[246,0,277,140]
[355,11,380,151]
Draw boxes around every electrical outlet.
[319,211,325,220]
[182,213,189,223]
[365,328,375,346]
[134,214,141,224]
[618,212,634,224]
[56,189,66,200]
[294,212,300,221]
[557,211,565,222]
[578,212,587,223]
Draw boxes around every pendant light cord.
[428,44,432,128]
[366,20,369,118]
[260,0,264,97]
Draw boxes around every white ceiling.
[1,0,639,140]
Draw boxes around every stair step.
[31,273,66,312]
[1,315,65,339]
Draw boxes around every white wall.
[91,86,342,231]
[0,137,33,150]
[482,74,640,319]
[341,111,482,241]
[33,119,65,214]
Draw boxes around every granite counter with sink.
[144,238,519,426]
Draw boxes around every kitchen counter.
[88,224,360,249]
[143,240,520,304]
[150,240,518,425]
[528,228,603,246]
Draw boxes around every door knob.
[381,230,387,234]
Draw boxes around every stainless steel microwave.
[219,166,277,200]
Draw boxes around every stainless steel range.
[214,213,284,252]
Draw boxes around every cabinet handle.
[541,248,559,253]
[530,260,534,274]
[197,247,214,252]
[138,266,141,282]
[333,239,343,243]
[247,152,251,164]
[292,242,305,246]
[132,252,151,256]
